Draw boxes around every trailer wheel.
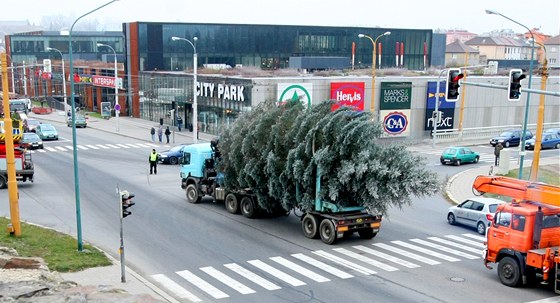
[225,193,239,214]
[0,176,6,189]
[319,219,337,245]
[358,228,377,239]
[240,196,255,218]
[498,256,522,287]
[302,214,319,239]
[186,184,201,204]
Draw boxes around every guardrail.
[433,122,560,144]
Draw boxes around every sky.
[6,0,560,36]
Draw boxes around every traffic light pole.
[117,185,126,283]
[461,81,560,97]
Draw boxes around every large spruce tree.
[218,100,440,215]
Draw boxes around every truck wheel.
[225,193,239,214]
[319,219,337,245]
[358,229,377,239]
[302,214,319,239]
[0,176,6,189]
[498,256,522,287]
[186,184,201,204]
[240,196,256,218]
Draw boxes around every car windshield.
[169,145,184,152]
[27,120,40,126]
[23,133,39,140]
[444,148,457,154]
[500,131,513,137]
[41,125,55,131]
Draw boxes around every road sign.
[114,104,121,111]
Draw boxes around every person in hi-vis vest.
[149,149,159,175]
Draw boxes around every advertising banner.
[101,102,111,118]
[330,82,365,111]
[92,75,123,89]
[380,82,412,137]
[277,83,313,107]
[424,81,456,130]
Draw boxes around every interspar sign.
[92,75,123,89]
[330,82,365,111]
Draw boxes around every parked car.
[67,115,87,128]
[525,132,560,150]
[35,124,58,140]
[158,144,188,164]
[20,132,43,150]
[23,118,41,133]
[489,129,533,148]
[447,197,506,235]
[440,146,480,166]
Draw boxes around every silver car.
[447,197,506,235]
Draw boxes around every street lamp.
[171,36,198,143]
[46,48,68,113]
[358,31,391,119]
[5,54,15,95]
[485,9,535,180]
[96,43,119,132]
[69,0,119,252]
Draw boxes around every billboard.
[379,82,412,137]
[330,82,365,111]
[277,83,313,107]
[424,81,456,130]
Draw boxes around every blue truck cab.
[180,143,214,179]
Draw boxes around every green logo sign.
[277,83,313,107]
[380,82,412,110]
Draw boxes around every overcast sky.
[8,0,560,35]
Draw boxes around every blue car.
[158,144,188,164]
[525,133,560,150]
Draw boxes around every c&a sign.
[380,82,412,137]
[330,82,365,111]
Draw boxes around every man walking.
[494,142,503,166]
[149,149,159,175]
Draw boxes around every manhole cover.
[450,277,465,282]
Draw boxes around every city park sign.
[197,82,246,102]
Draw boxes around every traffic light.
[508,69,526,101]
[121,190,135,218]
[432,110,442,124]
[445,68,464,101]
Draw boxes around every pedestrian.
[157,125,163,143]
[494,142,503,166]
[67,109,71,118]
[177,116,183,132]
[150,127,156,142]
[149,149,158,175]
[165,126,171,143]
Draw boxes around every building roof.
[445,40,479,53]
[544,35,560,45]
[465,36,527,47]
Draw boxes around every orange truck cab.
[473,176,560,293]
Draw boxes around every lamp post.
[5,54,15,95]
[96,43,119,132]
[171,36,198,143]
[46,48,68,113]
[69,0,119,252]
[485,9,535,180]
[358,31,391,119]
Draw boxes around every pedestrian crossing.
[28,142,164,153]
[151,233,486,302]
[418,149,517,164]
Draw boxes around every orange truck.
[0,118,34,188]
[472,175,560,293]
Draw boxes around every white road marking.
[428,237,483,254]
[105,144,120,148]
[200,266,255,294]
[333,248,399,271]
[373,243,441,265]
[151,274,202,302]
[224,263,281,290]
[56,146,68,151]
[96,144,110,149]
[116,143,131,148]
[291,253,353,279]
[392,241,461,262]
[270,256,330,282]
[85,144,100,149]
[176,269,229,299]
[461,233,486,242]
[247,260,306,286]
[410,239,479,259]
[445,235,486,248]
[312,250,376,275]
[353,245,420,268]
[45,147,58,152]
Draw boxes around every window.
[542,215,560,228]
[183,152,191,165]
[461,201,474,209]
[495,212,511,227]
[511,214,525,231]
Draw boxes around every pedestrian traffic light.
[432,110,442,124]
[445,68,464,101]
[508,69,526,101]
[121,190,135,218]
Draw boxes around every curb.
[444,167,478,205]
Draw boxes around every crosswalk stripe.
[145,143,159,147]
[247,260,306,287]
[445,235,486,248]
[353,245,420,268]
[333,248,399,272]
[151,274,202,302]
[392,241,461,262]
[96,144,110,149]
[291,253,353,279]
[200,266,255,295]
[125,143,142,148]
[462,234,486,242]
[116,144,131,148]
[373,243,441,265]
[56,146,67,151]
[427,237,483,254]
[77,145,89,150]
[85,144,100,149]
[176,269,229,299]
[270,256,330,283]
[45,147,57,152]
[65,145,74,150]
[409,239,479,259]
[105,144,120,148]
[224,263,281,290]
[312,250,376,275]
[135,143,153,148]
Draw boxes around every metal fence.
[433,122,560,144]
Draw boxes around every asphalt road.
[1,122,558,303]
